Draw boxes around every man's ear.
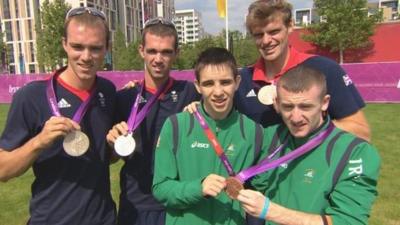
[234,75,241,91]
[321,94,330,111]
[288,19,294,34]
[194,79,201,94]
[62,37,67,52]
[138,44,145,58]
[273,96,280,113]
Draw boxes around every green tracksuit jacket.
[153,106,265,225]
[256,119,381,225]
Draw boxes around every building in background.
[294,8,319,27]
[378,0,399,20]
[295,0,399,29]
[0,0,173,74]
[174,9,204,45]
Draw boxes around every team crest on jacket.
[171,90,178,102]
[226,144,235,156]
[139,95,147,104]
[342,74,353,86]
[303,168,316,183]
[98,92,106,107]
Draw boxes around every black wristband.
[321,215,328,225]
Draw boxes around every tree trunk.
[339,49,344,64]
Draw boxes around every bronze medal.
[114,133,136,156]
[225,177,244,200]
[257,85,277,105]
[63,130,90,157]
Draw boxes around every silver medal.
[114,133,136,157]
[63,130,90,157]
[257,85,277,105]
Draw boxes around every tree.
[112,27,131,70]
[302,0,381,64]
[0,32,5,54]
[127,40,143,70]
[0,32,8,73]
[36,0,70,71]
[175,37,220,70]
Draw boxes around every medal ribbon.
[193,108,235,177]
[46,75,96,124]
[126,79,170,133]
[236,122,335,183]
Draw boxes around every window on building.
[16,21,21,41]
[9,65,15,74]
[29,64,35,73]
[26,0,31,17]
[28,20,33,40]
[5,21,13,41]
[30,42,35,62]
[110,11,116,30]
[2,0,11,19]
[7,44,14,63]
[126,27,131,42]
[15,0,19,17]
[127,8,132,24]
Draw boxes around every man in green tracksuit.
[152,47,266,225]
[238,65,381,225]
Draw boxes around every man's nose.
[290,107,303,122]
[81,49,92,61]
[155,53,163,62]
[213,84,224,96]
[261,33,272,45]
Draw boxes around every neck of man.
[203,103,232,121]
[144,73,169,90]
[59,67,95,90]
[264,46,290,80]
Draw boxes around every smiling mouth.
[79,64,93,70]
[263,45,277,53]
[213,98,227,106]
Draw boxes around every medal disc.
[225,177,244,200]
[114,133,136,157]
[63,130,90,157]
[257,85,277,105]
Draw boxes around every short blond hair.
[246,0,293,34]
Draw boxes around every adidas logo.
[58,98,71,108]
[246,89,257,97]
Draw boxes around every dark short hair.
[246,0,293,34]
[194,47,238,81]
[141,18,178,50]
[277,64,327,100]
[63,7,110,48]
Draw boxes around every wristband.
[258,197,270,219]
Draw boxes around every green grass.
[0,103,399,225]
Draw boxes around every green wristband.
[259,197,270,219]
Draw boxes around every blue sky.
[175,0,313,35]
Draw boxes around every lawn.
[0,103,399,225]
